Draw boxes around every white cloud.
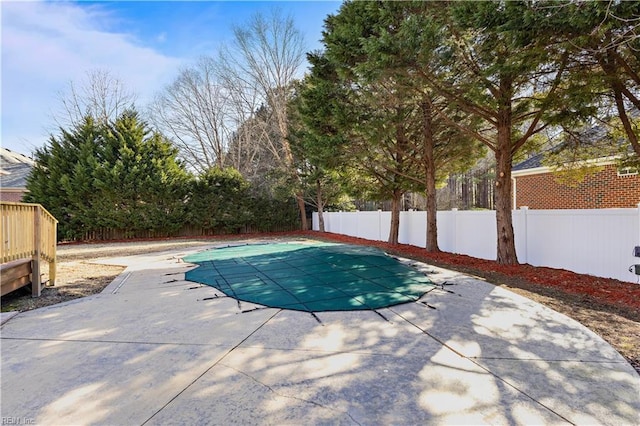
[1,1,183,154]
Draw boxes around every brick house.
[512,155,640,209]
[0,148,35,202]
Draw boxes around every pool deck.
[1,243,639,425]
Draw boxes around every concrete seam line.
[140,308,282,426]
[389,306,575,425]
[111,272,131,294]
[218,363,363,426]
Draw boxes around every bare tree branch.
[149,58,233,172]
[54,69,137,128]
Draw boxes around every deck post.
[32,208,41,297]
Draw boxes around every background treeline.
[25,2,639,265]
[25,111,299,241]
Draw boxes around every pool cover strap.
[183,242,436,312]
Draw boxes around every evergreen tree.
[186,167,251,233]
[318,1,483,247]
[290,58,354,232]
[97,111,190,235]
[538,1,640,169]
[320,2,423,244]
[26,111,191,240]
[413,1,575,264]
[26,117,104,239]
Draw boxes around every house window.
[617,166,639,177]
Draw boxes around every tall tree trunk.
[421,101,440,252]
[612,81,640,159]
[316,179,325,232]
[599,50,640,159]
[461,173,470,209]
[388,189,402,244]
[281,130,308,231]
[296,192,308,230]
[388,114,407,245]
[495,100,518,265]
[425,185,439,251]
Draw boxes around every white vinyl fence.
[313,205,640,283]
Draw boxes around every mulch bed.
[306,231,640,320]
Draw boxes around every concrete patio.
[1,243,639,425]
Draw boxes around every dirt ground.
[2,235,639,374]
[0,240,215,313]
[497,283,640,373]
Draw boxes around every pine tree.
[26,111,190,240]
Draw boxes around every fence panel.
[399,211,426,248]
[451,210,496,260]
[525,209,638,282]
[512,209,528,263]
[314,206,640,283]
[357,212,384,241]
[340,213,360,238]
[79,219,301,241]
[436,211,456,253]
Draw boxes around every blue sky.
[1,0,342,155]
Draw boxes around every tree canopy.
[305,0,638,263]
[26,111,190,239]
[25,2,640,259]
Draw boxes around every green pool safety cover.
[183,242,436,312]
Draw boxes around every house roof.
[513,154,544,171]
[0,148,35,189]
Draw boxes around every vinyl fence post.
[520,206,529,264]
[451,208,458,254]
[378,209,382,241]
[637,203,640,246]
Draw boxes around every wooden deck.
[1,202,57,297]
[1,258,33,297]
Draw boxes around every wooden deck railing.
[1,202,58,296]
